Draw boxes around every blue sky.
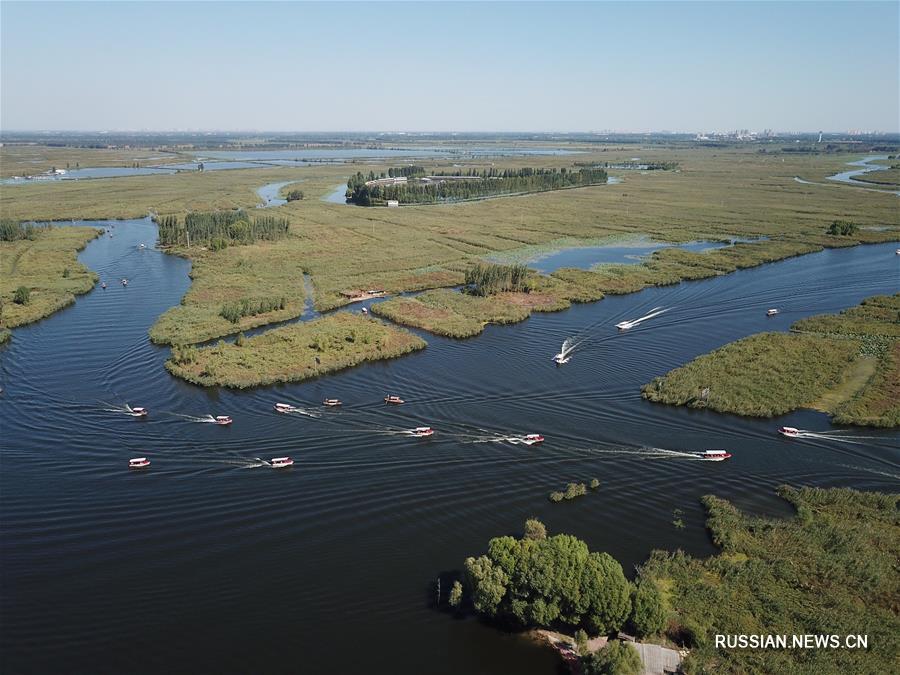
[2,1,897,132]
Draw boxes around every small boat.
[129,457,151,469]
[322,398,342,407]
[552,354,570,365]
[121,278,128,286]
[778,426,800,437]
[101,281,107,289]
[699,449,732,461]
[615,320,635,330]
[361,307,369,315]
[384,395,404,405]
[139,243,146,249]
[270,456,294,469]
[895,249,900,255]
[274,403,297,413]
[129,407,148,417]
[521,434,545,445]
[766,309,779,316]
[214,415,232,425]
[411,426,434,437]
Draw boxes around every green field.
[642,295,900,426]
[0,226,100,328]
[852,167,900,187]
[164,312,426,388]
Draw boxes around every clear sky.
[2,1,897,132]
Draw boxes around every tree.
[286,189,305,202]
[449,580,463,608]
[464,555,509,616]
[583,641,642,675]
[827,220,858,236]
[13,286,30,305]
[524,518,547,540]
[630,579,666,637]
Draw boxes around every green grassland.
[641,486,899,674]
[642,295,900,426]
[852,167,900,187]
[164,312,425,388]
[0,226,100,328]
[2,147,897,352]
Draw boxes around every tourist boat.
[274,403,297,413]
[521,434,545,445]
[766,308,779,316]
[129,407,148,417]
[214,415,232,425]
[322,398,342,407]
[129,457,151,469]
[778,426,800,437]
[384,395,404,405]
[270,456,294,469]
[411,426,434,437]
[699,449,732,461]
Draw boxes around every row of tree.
[220,296,287,323]
[154,211,290,247]
[345,167,608,205]
[387,165,426,178]
[464,262,530,296]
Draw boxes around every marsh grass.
[165,312,426,388]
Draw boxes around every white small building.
[386,200,399,208]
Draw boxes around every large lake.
[1,220,898,673]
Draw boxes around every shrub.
[13,286,30,305]
[286,189,304,202]
[465,262,530,296]
[827,220,859,236]
[524,518,547,540]
[448,580,463,608]
[590,478,600,489]
[575,629,590,657]
[582,641,642,675]
[630,579,666,637]
[564,482,587,499]
[549,491,564,503]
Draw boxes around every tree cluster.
[220,296,287,324]
[827,220,859,236]
[464,263,530,296]
[463,521,632,635]
[345,167,607,206]
[154,211,290,248]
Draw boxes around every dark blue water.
[1,221,898,674]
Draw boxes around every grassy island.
[164,312,426,388]
[642,294,900,426]
[0,222,100,329]
[448,486,899,674]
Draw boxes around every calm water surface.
[2,220,898,674]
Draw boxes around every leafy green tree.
[524,518,547,540]
[448,580,463,608]
[464,555,509,615]
[630,579,666,637]
[575,629,590,657]
[827,220,859,236]
[583,641,642,675]
[13,286,30,305]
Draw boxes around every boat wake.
[783,429,882,443]
[615,306,670,330]
[552,336,581,365]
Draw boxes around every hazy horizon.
[2,1,898,133]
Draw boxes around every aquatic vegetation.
[219,296,287,324]
[13,286,30,305]
[0,219,42,241]
[827,219,859,236]
[642,295,900,426]
[641,486,900,674]
[165,313,426,388]
[0,328,10,344]
[464,262,530,296]
[549,482,588,502]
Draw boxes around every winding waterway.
[1,220,898,674]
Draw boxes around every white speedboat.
[270,456,294,468]
[616,306,668,330]
[214,415,232,425]
[552,354,570,365]
[129,457,151,469]
[129,407,148,417]
[521,434,545,445]
[322,398,342,407]
[699,449,732,461]
[766,308,779,316]
[274,403,297,413]
[384,395,404,405]
[778,426,800,437]
[411,426,434,437]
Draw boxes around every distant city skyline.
[2,1,897,132]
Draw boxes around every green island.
[344,166,609,206]
[0,221,100,330]
[641,294,900,426]
[851,166,900,187]
[164,312,425,388]
[450,486,899,674]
